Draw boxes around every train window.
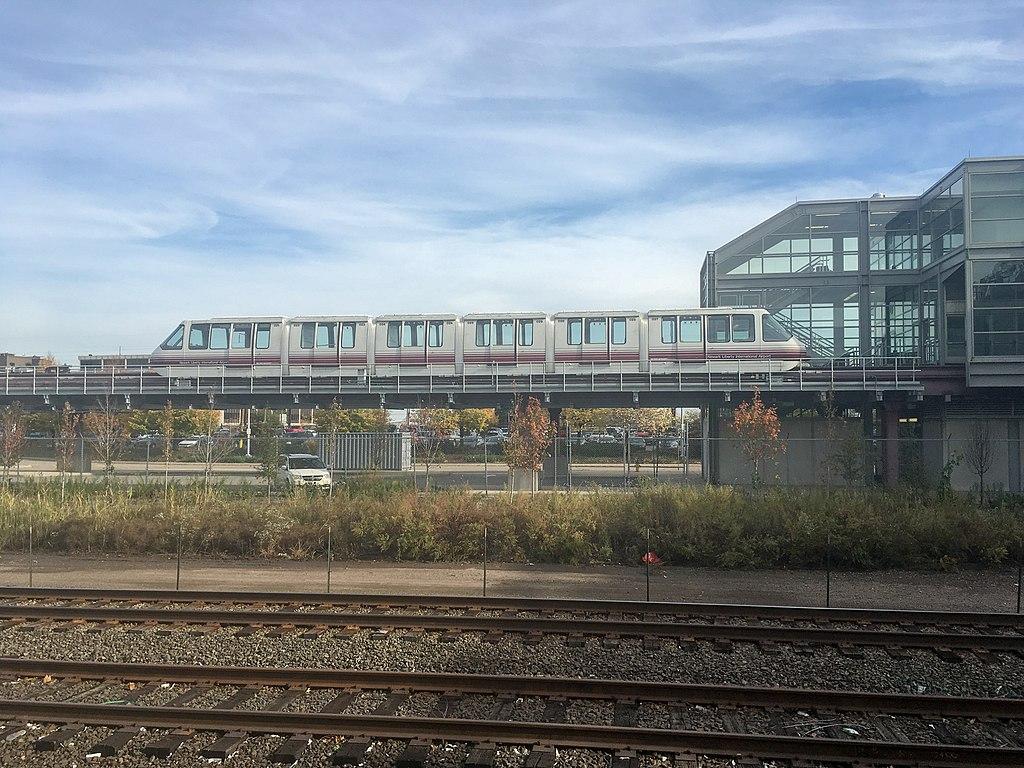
[519,320,534,346]
[387,321,401,348]
[611,317,627,345]
[341,322,357,349]
[428,321,444,348]
[732,314,755,343]
[188,323,210,350]
[679,316,702,343]
[300,323,316,349]
[210,324,230,350]
[475,320,490,347]
[256,324,271,349]
[161,324,185,350]
[585,318,606,344]
[567,318,583,345]
[762,315,790,342]
[661,317,676,344]
[495,319,514,346]
[316,323,336,349]
[231,324,252,349]
[404,321,424,347]
[708,316,730,343]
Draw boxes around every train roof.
[647,307,766,315]
[200,316,287,323]
[551,310,641,318]
[289,315,370,322]
[462,311,547,320]
[375,313,459,321]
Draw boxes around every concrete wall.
[942,418,1020,494]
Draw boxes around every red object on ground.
[642,552,662,565]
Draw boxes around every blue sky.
[2,1,1023,360]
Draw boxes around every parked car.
[176,435,205,449]
[131,433,161,446]
[277,453,332,491]
[461,433,484,448]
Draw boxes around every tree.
[191,410,235,496]
[458,408,497,437]
[562,408,675,434]
[83,397,128,474]
[55,402,80,501]
[504,396,554,495]
[408,407,458,490]
[730,389,786,487]
[251,409,280,497]
[0,404,27,484]
[158,401,175,493]
[965,420,995,505]
[315,402,389,433]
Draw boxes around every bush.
[1,479,1023,570]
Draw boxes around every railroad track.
[1,658,1023,767]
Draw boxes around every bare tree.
[55,402,80,501]
[504,396,554,495]
[159,402,175,494]
[192,411,235,496]
[0,403,27,485]
[964,420,995,504]
[408,407,458,491]
[83,397,128,474]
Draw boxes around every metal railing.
[2,356,923,401]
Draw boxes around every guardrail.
[2,357,922,400]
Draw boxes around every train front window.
[585,318,606,344]
[732,314,755,343]
[161,324,184,350]
[231,324,252,349]
[387,322,401,348]
[341,323,356,349]
[316,323,336,349]
[404,321,424,347]
[611,317,627,345]
[476,320,490,347]
[300,323,315,349]
[762,314,791,342]
[256,324,271,350]
[495,319,514,346]
[210,324,230,350]
[428,321,444,348]
[567,318,582,345]
[519,320,534,346]
[661,317,676,344]
[188,323,210,350]
[708,316,730,343]
[679,316,702,343]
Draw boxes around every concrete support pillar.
[541,406,564,488]
[702,404,720,485]
[882,400,901,488]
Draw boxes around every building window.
[255,323,271,350]
[731,314,755,343]
[519,320,534,346]
[567,318,582,345]
[660,317,676,344]
[679,316,702,343]
[973,259,1024,356]
[971,172,1024,245]
[428,321,444,348]
[340,322,356,349]
[708,316,730,343]
[475,320,490,347]
[386,321,401,348]
[870,285,919,358]
[611,317,627,345]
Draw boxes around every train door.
[296,321,339,370]
[678,315,704,365]
[424,320,447,368]
[229,322,255,369]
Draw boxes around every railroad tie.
[319,689,360,714]
[330,738,371,766]
[932,647,962,663]
[601,636,620,649]
[200,731,247,761]
[163,685,212,707]
[0,725,27,742]
[117,681,161,704]
[837,643,865,659]
[86,727,138,758]
[612,700,639,728]
[465,742,497,768]
[566,633,585,648]
[482,631,504,644]
[269,733,312,764]
[373,691,408,716]
[672,753,698,768]
[396,738,432,768]
[216,685,260,709]
[611,749,639,768]
[712,638,733,654]
[489,694,516,720]
[142,730,191,759]
[432,693,462,718]
[33,724,82,751]
[541,697,567,723]
[234,625,259,637]
[264,688,304,712]
[642,638,661,652]
[524,745,555,768]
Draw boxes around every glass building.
[700,157,1024,387]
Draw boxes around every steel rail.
[2,586,1021,628]
[4,658,1022,719]
[1,603,1022,652]
[0,700,1017,767]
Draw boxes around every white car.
[277,454,332,490]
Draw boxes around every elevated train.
[149,308,807,376]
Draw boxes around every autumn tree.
[408,407,458,490]
[251,409,281,497]
[562,408,675,434]
[0,404,27,484]
[457,408,497,437]
[730,389,786,487]
[55,402,80,501]
[315,402,390,433]
[191,410,236,495]
[965,420,995,505]
[158,402,175,492]
[83,397,129,474]
[504,396,555,495]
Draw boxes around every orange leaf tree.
[730,388,785,487]
[504,396,554,494]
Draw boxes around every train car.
[372,314,458,375]
[551,311,642,372]
[286,316,371,376]
[150,317,286,375]
[645,308,803,372]
[460,313,549,374]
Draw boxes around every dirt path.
[0,555,1017,612]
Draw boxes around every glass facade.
[870,285,919,358]
[972,259,1024,356]
[970,172,1024,245]
[725,208,859,276]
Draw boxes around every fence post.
[484,438,489,496]
[175,523,182,591]
[28,524,33,588]
[825,532,832,608]
[645,527,651,602]
[482,525,488,598]
[326,525,332,594]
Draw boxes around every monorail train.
[149,308,807,376]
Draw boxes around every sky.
[2,1,1023,361]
